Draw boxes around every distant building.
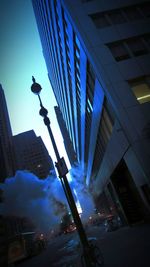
[32,0,150,223]
[13,130,55,179]
[54,106,77,166]
[0,84,14,182]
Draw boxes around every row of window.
[55,3,80,153]
[90,1,150,29]
[107,34,150,61]
[84,62,95,163]
[55,4,73,141]
[55,5,66,106]
[74,34,82,160]
[91,100,114,176]
[63,26,74,143]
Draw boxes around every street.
[16,223,150,267]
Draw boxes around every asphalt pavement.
[16,222,150,267]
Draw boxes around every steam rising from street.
[70,164,95,221]
[0,165,95,232]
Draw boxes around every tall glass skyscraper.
[54,105,77,166]
[32,0,150,224]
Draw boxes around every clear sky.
[0,0,70,168]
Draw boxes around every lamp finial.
[32,76,36,83]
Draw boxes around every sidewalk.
[58,223,150,267]
[97,223,150,267]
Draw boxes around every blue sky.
[0,0,70,168]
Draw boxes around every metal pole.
[43,113,95,267]
[44,112,90,248]
[30,77,102,267]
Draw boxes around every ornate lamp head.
[31,76,42,95]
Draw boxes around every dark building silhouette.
[54,106,77,166]
[0,215,8,267]
[0,215,35,267]
[32,0,150,223]
[13,130,55,179]
[0,84,14,182]
[0,138,8,182]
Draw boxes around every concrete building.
[13,130,55,179]
[0,84,14,182]
[54,106,77,166]
[32,0,150,223]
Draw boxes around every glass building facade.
[32,0,150,224]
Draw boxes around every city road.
[16,223,150,267]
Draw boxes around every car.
[63,224,77,234]
[104,215,122,232]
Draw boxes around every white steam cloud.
[0,170,67,232]
[0,165,95,233]
[70,164,95,222]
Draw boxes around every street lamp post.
[30,77,103,267]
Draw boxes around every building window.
[90,13,111,28]
[124,6,143,21]
[87,98,93,113]
[74,34,80,49]
[128,76,150,104]
[75,47,80,60]
[127,37,148,56]
[75,57,80,71]
[107,42,130,61]
[89,2,150,29]
[108,10,127,24]
[107,34,150,61]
